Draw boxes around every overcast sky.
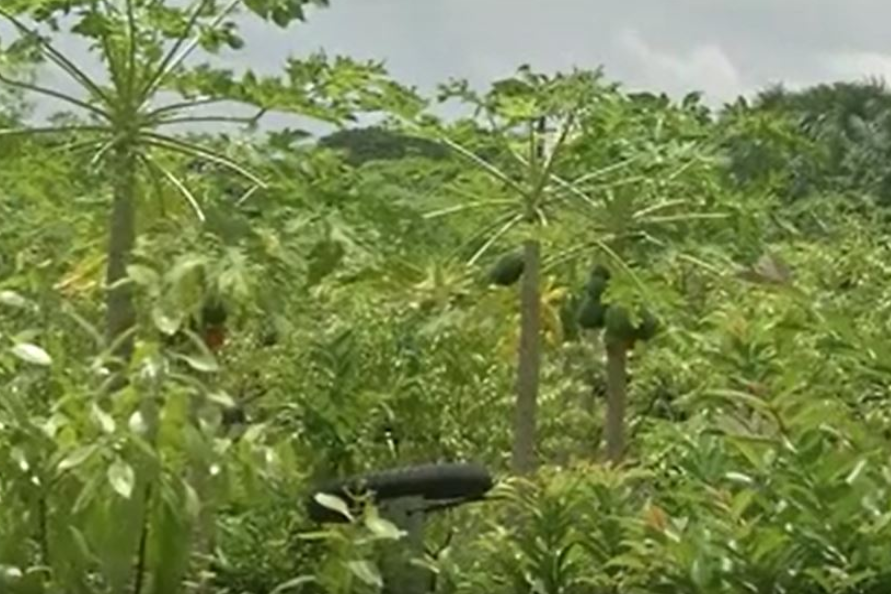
[17,0,891,127]
[227,0,891,104]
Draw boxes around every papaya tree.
[0,0,395,381]
[416,68,606,475]
[0,1,405,592]
[391,68,720,471]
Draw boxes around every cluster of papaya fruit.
[577,265,659,346]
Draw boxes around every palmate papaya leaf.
[243,0,328,27]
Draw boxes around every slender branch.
[449,207,518,262]
[423,199,516,220]
[632,199,690,220]
[143,97,230,121]
[530,114,575,200]
[571,154,642,186]
[132,483,153,594]
[139,153,206,222]
[127,0,139,97]
[468,212,524,266]
[154,115,257,127]
[574,174,649,193]
[139,131,266,187]
[142,0,242,97]
[234,184,259,206]
[543,238,608,271]
[0,125,107,137]
[0,8,113,106]
[48,138,110,158]
[591,237,651,299]
[641,213,729,225]
[96,5,125,96]
[140,0,210,98]
[0,72,110,119]
[439,136,530,199]
[90,137,121,168]
[547,172,600,211]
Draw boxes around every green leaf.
[271,576,316,594]
[348,560,383,588]
[58,445,99,472]
[313,492,354,522]
[364,512,406,540]
[126,264,160,287]
[183,480,201,520]
[91,403,116,434]
[128,411,148,435]
[177,352,220,373]
[108,458,135,499]
[0,290,29,309]
[10,343,52,366]
[152,305,182,336]
[846,459,868,485]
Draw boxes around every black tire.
[306,462,494,523]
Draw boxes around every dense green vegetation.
[3,2,891,593]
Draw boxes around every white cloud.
[613,28,745,101]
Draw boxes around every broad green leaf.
[126,264,160,287]
[152,305,182,335]
[364,513,406,540]
[10,343,52,366]
[108,458,135,499]
[128,411,148,435]
[313,492,353,522]
[271,576,316,594]
[177,352,220,373]
[0,290,28,308]
[58,445,99,472]
[183,480,201,520]
[91,403,116,434]
[348,560,383,588]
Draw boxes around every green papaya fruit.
[586,274,609,298]
[201,299,228,326]
[559,295,582,342]
[577,296,606,329]
[489,252,525,286]
[604,304,636,342]
[590,264,611,281]
[635,309,660,341]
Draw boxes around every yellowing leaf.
[55,253,105,297]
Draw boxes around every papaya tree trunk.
[604,341,628,464]
[105,142,138,373]
[511,238,542,475]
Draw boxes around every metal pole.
[379,496,429,594]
